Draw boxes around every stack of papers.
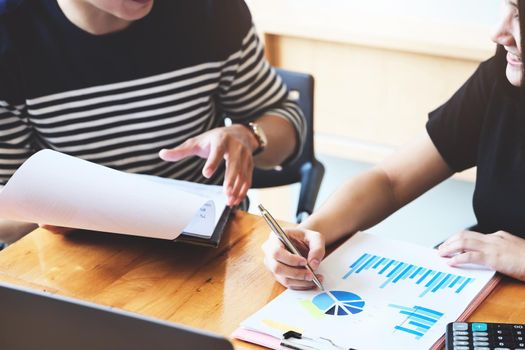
[0,150,230,246]
[235,232,498,349]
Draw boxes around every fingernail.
[299,258,307,266]
[305,272,313,281]
[310,259,320,269]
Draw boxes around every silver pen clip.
[280,330,355,350]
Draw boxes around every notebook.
[0,150,231,247]
[234,232,500,350]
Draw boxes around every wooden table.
[0,211,524,349]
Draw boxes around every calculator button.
[473,336,489,341]
[454,341,469,346]
[472,323,488,332]
[454,336,469,341]
[454,347,470,350]
[473,348,489,350]
[493,348,510,350]
[497,324,513,329]
[472,331,488,335]
[453,323,469,331]
[454,331,469,336]
[454,323,469,331]
[473,342,489,347]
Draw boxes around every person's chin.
[121,0,154,20]
[506,64,523,87]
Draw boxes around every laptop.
[0,282,234,350]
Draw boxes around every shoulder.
[471,55,507,98]
[0,0,37,56]
[206,0,253,35]
[158,0,253,53]
[0,0,35,100]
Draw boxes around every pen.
[258,204,325,291]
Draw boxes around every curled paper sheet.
[0,150,226,240]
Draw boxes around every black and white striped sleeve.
[0,100,33,184]
[218,25,307,164]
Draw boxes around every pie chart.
[312,290,365,316]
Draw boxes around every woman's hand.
[262,228,326,290]
[438,230,525,281]
[159,125,258,207]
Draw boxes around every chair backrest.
[252,68,316,188]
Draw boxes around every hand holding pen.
[260,204,326,290]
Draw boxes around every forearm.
[252,114,297,168]
[300,168,400,245]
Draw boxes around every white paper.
[136,174,227,237]
[241,232,496,350]
[0,150,227,240]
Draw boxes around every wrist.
[238,122,267,155]
[230,124,259,153]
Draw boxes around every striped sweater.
[0,0,305,185]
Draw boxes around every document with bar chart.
[237,232,497,350]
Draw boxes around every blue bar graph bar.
[433,274,452,292]
[350,253,369,268]
[409,266,423,279]
[395,326,424,338]
[373,257,386,269]
[344,253,476,298]
[420,272,445,297]
[456,278,473,293]
[409,321,431,330]
[363,256,380,271]
[449,275,463,288]
[379,259,396,274]
[425,272,443,287]
[393,264,413,283]
[389,304,444,340]
[387,262,405,278]
[401,265,416,280]
[399,311,436,323]
[356,255,376,273]
[416,269,433,284]
[415,306,444,318]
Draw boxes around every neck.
[56,0,132,35]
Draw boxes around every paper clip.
[280,330,357,350]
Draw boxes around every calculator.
[446,322,525,350]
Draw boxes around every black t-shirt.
[427,56,525,238]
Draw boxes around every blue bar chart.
[342,253,474,297]
[388,304,444,339]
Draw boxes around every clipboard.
[232,328,355,350]
[233,232,501,350]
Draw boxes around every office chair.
[252,69,325,223]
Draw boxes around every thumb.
[159,140,200,162]
[305,231,325,270]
